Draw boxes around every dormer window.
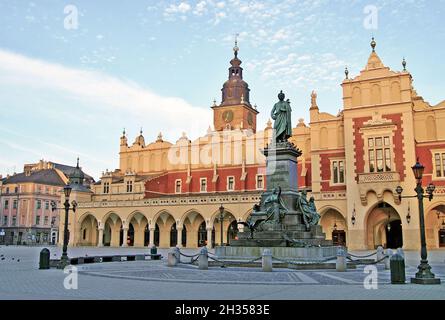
[126,181,133,193]
[200,178,207,192]
[103,182,110,194]
[227,176,235,191]
[175,179,182,194]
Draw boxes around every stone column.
[149,227,155,247]
[237,220,244,233]
[376,246,384,262]
[336,247,347,272]
[97,227,104,247]
[262,249,273,272]
[384,249,393,270]
[176,227,183,248]
[199,247,208,270]
[122,227,128,247]
[206,228,213,249]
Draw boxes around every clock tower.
[212,41,259,132]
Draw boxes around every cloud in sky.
[0,48,212,177]
[0,48,211,133]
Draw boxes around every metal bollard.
[39,248,50,270]
[262,249,273,272]
[376,246,384,262]
[390,252,406,284]
[384,249,393,270]
[198,247,208,270]
[167,247,178,267]
[336,247,347,272]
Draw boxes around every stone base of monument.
[215,245,340,262]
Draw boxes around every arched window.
[170,223,177,247]
[371,84,381,105]
[390,81,401,102]
[198,221,207,247]
[338,125,344,147]
[426,116,437,140]
[320,127,328,149]
[352,87,361,106]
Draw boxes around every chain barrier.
[346,255,388,265]
[179,255,199,265]
[178,251,200,258]
[208,255,263,267]
[271,255,337,265]
[346,251,378,258]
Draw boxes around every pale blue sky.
[0,0,444,178]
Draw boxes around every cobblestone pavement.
[0,246,444,300]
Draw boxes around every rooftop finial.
[122,128,126,136]
[76,157,80,168]
[233,33,239,57]
[371,37,376,52]
[402,57,407,71]
[140,127,143,135]
[345,66,349,79]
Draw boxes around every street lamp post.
[54,184,77,269]
[219,204,225,247]
[396,159,441,284]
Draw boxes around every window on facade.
[44,216,48,225]
[103,182,110,194]
[12,216,16,226]
[5,187,9,194]
[200,178,207,192]
[37,185,41,193]
[332,160,345,184]
[434,153,445,178]
[126,181,133,193]
[4,200,9,210]
[36,216,40,225]
[227,176,235,191]
[256,175,264,189]
[13,200,17,209]
[36,200,41,210]
[45,201,49,210]
[175,180,182,194]
[3,216,7,225]
[368,136,391,172]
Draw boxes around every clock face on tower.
[247,112,254,125]
[222,110,234,123]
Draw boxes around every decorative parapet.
[357,172,401,205]
[78,193,262,209]
[358,171,400,184]
[312,192,347,201]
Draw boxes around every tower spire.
[233,33,239,58]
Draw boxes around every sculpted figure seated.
[258,187,288,231]
[297,190,321,230]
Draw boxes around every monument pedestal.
[223,142,337,262]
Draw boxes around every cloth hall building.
[62,39,445,251]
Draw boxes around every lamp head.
[63,184,72,198]
[411,159,425,182]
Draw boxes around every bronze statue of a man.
[271,90,292,143]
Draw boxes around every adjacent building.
[0,160,93,245]
[64,39,445,250]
